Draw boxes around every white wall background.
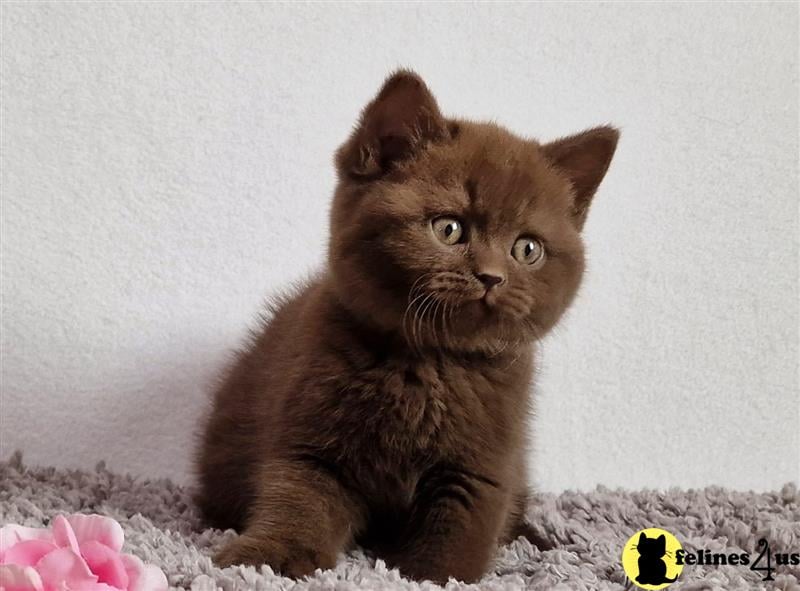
[2,3,798,493]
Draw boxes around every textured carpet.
[1,454,798,591]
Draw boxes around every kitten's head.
[329,70,618,353]
[637,533,667,558]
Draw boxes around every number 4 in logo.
[750,538,775,582]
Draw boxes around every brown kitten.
[196,70,618,583]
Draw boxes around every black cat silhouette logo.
[622,528,684,589]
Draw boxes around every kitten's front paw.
[214,534,329,579]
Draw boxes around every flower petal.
[0,564,44,591]
[136,564,168,591]
[1,540,58,567]
[119,554,142,578]
[0,526,53,554]
[65,516,124,553]
[67,583,120,591]
[51,516,80,554]
[35,547,97,589]
[79,541,128,589]
[120,555,167,591]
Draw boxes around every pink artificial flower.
[0,515,167,591]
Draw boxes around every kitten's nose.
[475,272,505,289]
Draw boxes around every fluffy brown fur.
[196,70,618,583]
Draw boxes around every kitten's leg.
[506,517,554,550]
[500,490,554,550]
[195,444,254,531]
[214,459,363,578]
[386,463,511,584]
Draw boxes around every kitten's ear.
[639,532,647,545]
[542,126,619,230]
[336,69,450,178]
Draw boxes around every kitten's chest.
[341,352,528,470]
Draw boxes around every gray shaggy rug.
[1,454,798,591]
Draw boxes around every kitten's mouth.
[481,289,499,308]
[459,290,500,319]
[469,296,496,321]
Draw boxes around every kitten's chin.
[450,300,511,336]
[450,299,544,349]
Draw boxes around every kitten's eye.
[431,217,464,245]
[512,237,545,266]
